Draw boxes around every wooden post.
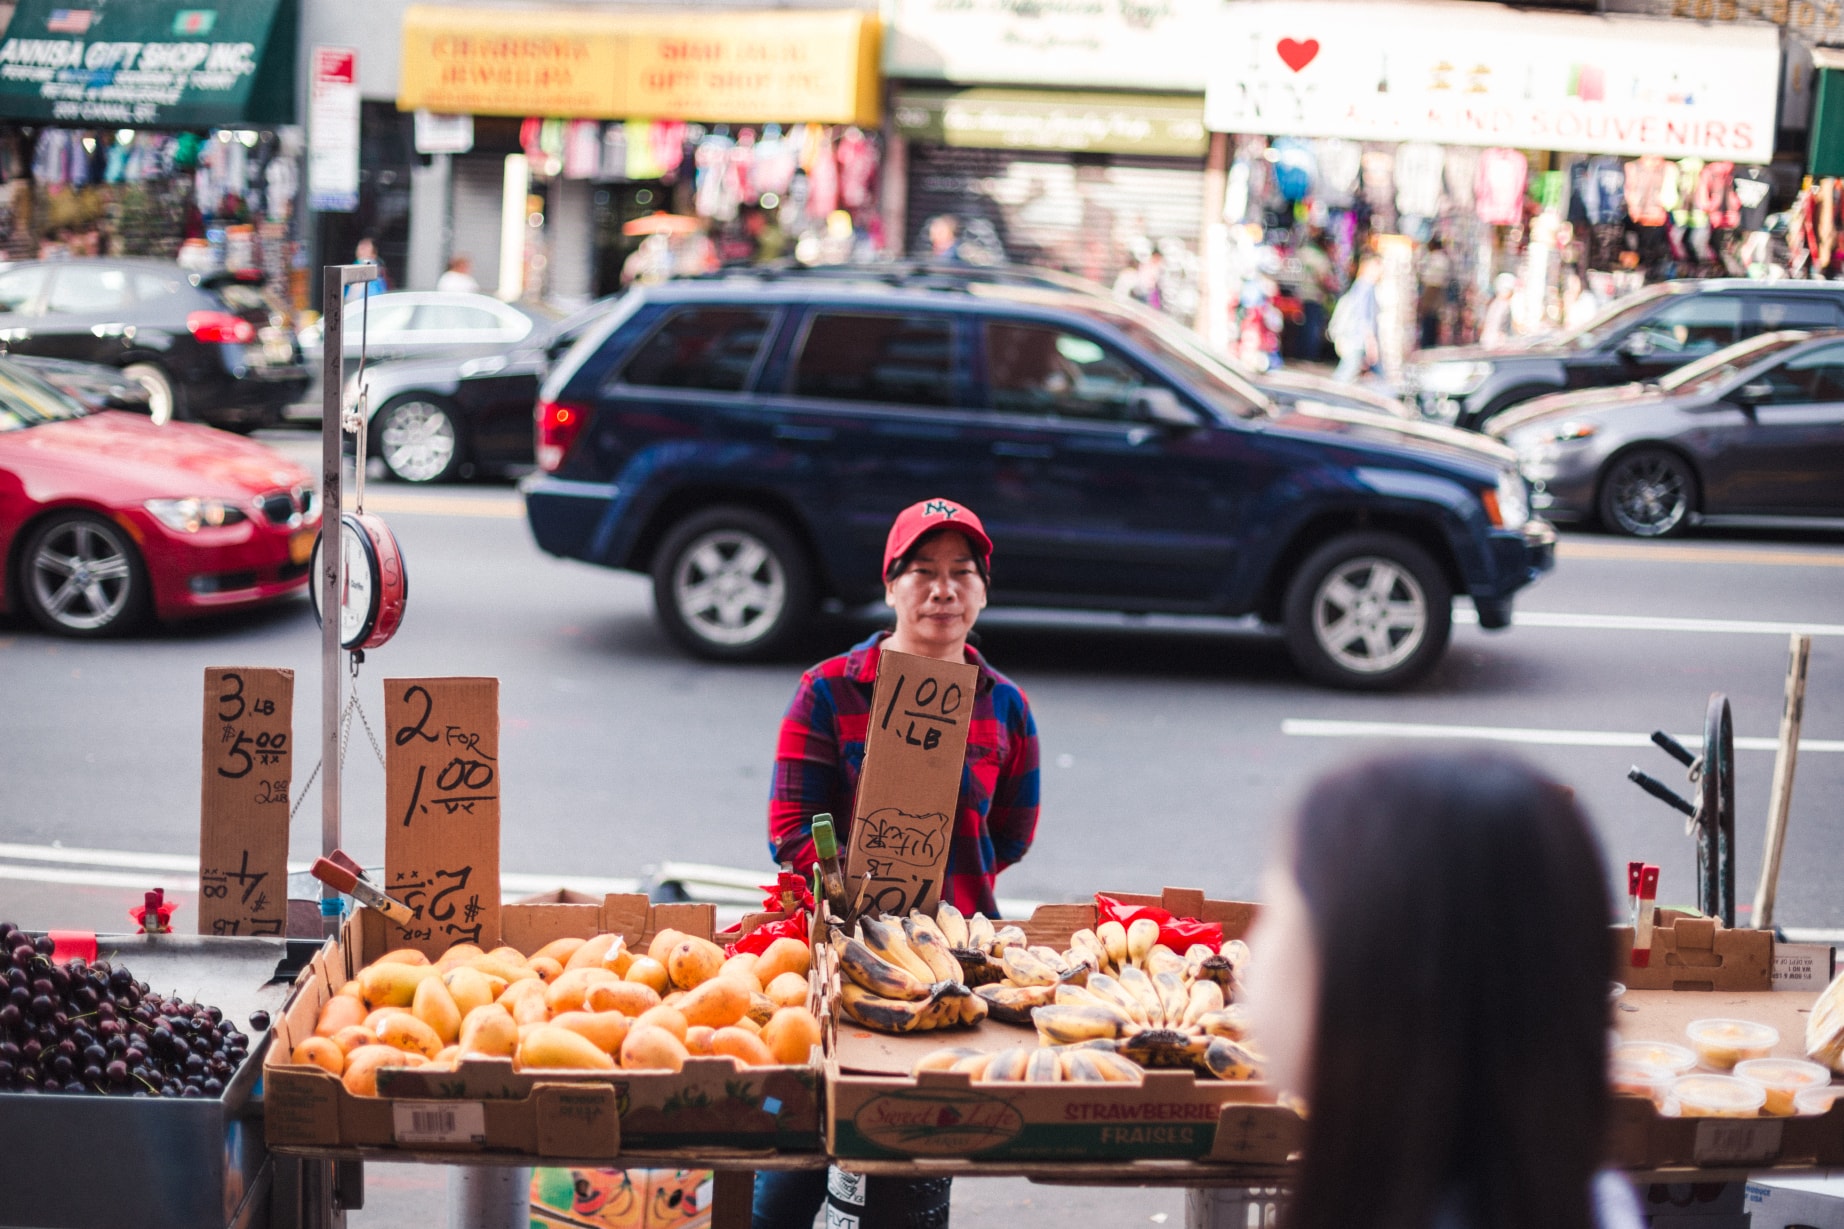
[1751,632,1812,930]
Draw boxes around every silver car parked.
[1488,330,1844,536]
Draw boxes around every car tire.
[1598,448,1696,538]
[18,511,149,637]
[652,507,813,661]
[376,397,463,484]
[122,363,181,426]
[1282,531,1452,690]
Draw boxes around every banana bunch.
[835,912,988,1034]
[914,1040,1147,1084]
[933,902,1029,987]
[1029,963,1261,1080]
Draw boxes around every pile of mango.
[287,930,821,1096]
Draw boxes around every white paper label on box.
[1772,943,1834,992]
[393,1101,487,1146]
[1693,1118,1783,1166]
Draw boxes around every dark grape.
[81,1044,105,1066]
[79,1063,101,1083]
[6,986,26,1009]
[21,1038,41,1061]
[201,1077,224,1096]
[124,1046,145,1067]
[28,995,52,1018]
[183,1053,205,1077]
[0,1042,17,1061]
[44,966,67,994]
[0,1005,20,1030]
[32,936,53,956]
[40,1077,59,1092]
[179,1084,202,1098]
[50,1054,71,1076]
[104,1060,127,1083]
[11,945,34,967]
[6,968,24,989]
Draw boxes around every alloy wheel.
[671,529,788,647]
[1605,453,1690,537]
[380,401,458,483]
[1309,556,1429,676]
[28,518,136,632]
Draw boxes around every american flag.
[45,9,93,34]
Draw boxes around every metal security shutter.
[451,155,504,296]
[906,146,1205,288]
[547,179,594,306]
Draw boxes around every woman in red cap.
[755,497,1040,1227]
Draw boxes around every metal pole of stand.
[448,1165,532,1229]
[1186,1186,1280,1229]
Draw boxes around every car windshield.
[1655,332,1811,395]
[0,361,91,431]
[980,288,1268,420]
[1550,286,1680,351]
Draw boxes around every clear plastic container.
[1613,1040,1698,1076]
[1734,1058,1832,1116]
[1685,1018,1779,1071]
[1793,1085,1844,1116]
[1670,1073,1767,1118]
[1610,1058,1674,1106]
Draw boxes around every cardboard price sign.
[199,667,293,937]
[384,678,501,955]
[843,648,979,916]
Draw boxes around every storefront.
[1202,0,1784,365]
[0,0,300,297]
[884,0,1218,316]
[394,5,882,303]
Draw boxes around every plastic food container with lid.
[1685,1018,1779,1070]
[1613,1040,1698,1076]
[1793,1085,1844,1116]
[1668,1073,1768,1118]
[1610,1059,1674,1106]
[1734,1058,1832,1116]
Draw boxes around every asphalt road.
[3,430,1841,933]
[2,431,1841,1227]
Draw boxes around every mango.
[374,947,431,967]
[531,936,587,966]
[470,955,537,985]
[600,937,634,978]
[458,1005,518,1058]
[412,975,463,1044]
[551,1010,631,1054]
[487,945,529,966]
[519,1024,616,1071]
[584,980,661,1018]
[685,1025,717,1056]
[378,1012,444,1059]
[435,942,484,971]
[646,929,687,966]
[620,1024,688,1072]
[364,1006,413,1034]
[329,1025,379,1055]
[442,966,496,1018]
[291,1036,345,1075]
[342,1045,426,1096]
[754,938,811,987]
[545,967,620,1014]
[565,933,620,972]
[624,956,670,995]
[666,937,725,989]
[762,1007,821,1066]
[711,1026,776,1068]
[337,979,365,1000]
[679,977,751,1030]
[747,993,778,1027]
[315,994,366,1038]
[765,972,810,1009]
[510,991,552,1027]
[634,1004,689,1042]
[528,956,566,984]
[358,961,438,1008]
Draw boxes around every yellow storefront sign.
[398,6,880,125]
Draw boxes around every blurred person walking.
[1328,254,1382,382]
[436,255,479,293]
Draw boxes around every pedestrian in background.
[1328,253,1382,382]
[1243,751,1642,1229]
[352,235,389,296]
[1294,229,1338,362]
[1417,236,1451,350]
[436,254,479,293]
[927,214,966,264]
[1481,272,1521,347]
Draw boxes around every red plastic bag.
[1094,893,1222,952]
[724,910,808,958]
[762,872,815,916]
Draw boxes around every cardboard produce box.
[265,893,826,1159]
[1608,914,1844,1172]
[825,888,1305,1165]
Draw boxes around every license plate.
[289,529,315,565]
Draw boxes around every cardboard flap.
[1205,1103,1305,1164]
[502,901,600,954]
[198,666,293,938]
[651,902,717,942]
[1161,888,1208,918]
[602,894,653,944]
[533,1082,621,1157]
[1615,917,1772,991]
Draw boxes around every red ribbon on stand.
[130,888,177,936]
[721,875,815,957]
[1094,893,1224,951]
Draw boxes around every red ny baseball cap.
[883,498,993,579]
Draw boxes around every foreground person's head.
[1246,752,1614,1229]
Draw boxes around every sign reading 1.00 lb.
[844,648,979,917]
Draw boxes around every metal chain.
[288,670,386,823]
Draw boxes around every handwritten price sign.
[198,667,292,937]
[844,649,978,916]
[384,678,501,955]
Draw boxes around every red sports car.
[0,359,317,636]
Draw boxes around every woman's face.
[884,530,987,652]
[1243,862,1321,1099]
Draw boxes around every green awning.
[0,0,296,128]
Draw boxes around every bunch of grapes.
[0,922,251,1097]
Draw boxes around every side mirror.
[1131,387,1201,428]
[1614,332,1654,360]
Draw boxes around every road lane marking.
[1456,609,1844,637]
[0,842,638,895]
[1557,541,1844,567]
[339,493,524,519]
[1282,718,1844,753]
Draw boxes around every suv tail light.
[186,310,257,345]
[537,400,588,472]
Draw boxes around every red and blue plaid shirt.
[769,631,1040,918]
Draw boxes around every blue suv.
[524,281,1555,688]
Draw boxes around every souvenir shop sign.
[885,0,1219,92]
[396,6,880,126]
[894,89,1209,157]
[0,0,295,127]
[1202,0,1780,164]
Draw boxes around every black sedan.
[1488,330,1844,536]
[0,258,308,431]
[351,299,620,482]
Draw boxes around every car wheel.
[1282,532,1452,690]
[122,363,181,426]
[376,397,463,483]
[1598,449,1696,538]
[652,507,813,661]
[19,511,148,637]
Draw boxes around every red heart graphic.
[1276,37,1319,72]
